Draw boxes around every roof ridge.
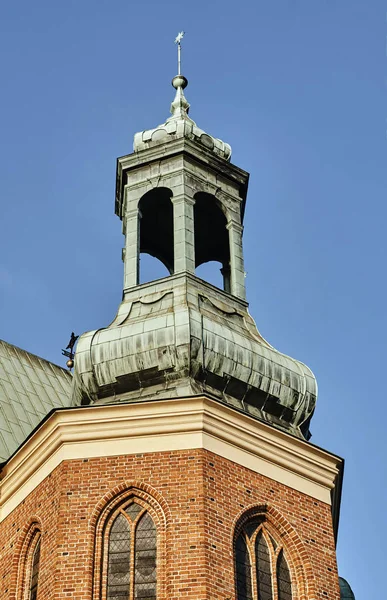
[0,339,72,376]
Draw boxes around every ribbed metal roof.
[0,340,72,462]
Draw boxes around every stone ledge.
[0,396,342,521]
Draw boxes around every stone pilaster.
[123,189,141,290]
[227,220,246,300]
[172,193,195,274]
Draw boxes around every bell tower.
[58,36,342,600]
[119,66,245,299]
[72,41,317,445]
[0,36,346,600]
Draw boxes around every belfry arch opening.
[138,188,173,284]
[194,192,230,292]
[196,261,224,289]
[139,254,171,285]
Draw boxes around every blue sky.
[0,1,386,597]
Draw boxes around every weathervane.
[174,31,185,75]
[62,331,78,371]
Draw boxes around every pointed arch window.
[29,534,41,600]
[106,500,157,600]
[235,518,292,600]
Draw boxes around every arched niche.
[194,192,231,292]
[139,188,174,280]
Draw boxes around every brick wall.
[0,449,340,600]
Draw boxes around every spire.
[175,31,184,75]
[170,31,190,119]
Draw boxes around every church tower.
[72,50,317,443]
[0,37,344,600]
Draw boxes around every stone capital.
[171,194,196,206]
[226,220,244,234]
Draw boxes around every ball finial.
[172,75,188,90]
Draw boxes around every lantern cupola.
[72,41,317,440]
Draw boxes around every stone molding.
[0,397,341,522]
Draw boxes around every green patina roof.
[339,577,355,599]
[0,339,72,462]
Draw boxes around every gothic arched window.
[235,518,292,600]
[106,500,157,600]
[29,534,41,600]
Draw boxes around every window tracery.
[235,518,292,600]
[105,500,157,600]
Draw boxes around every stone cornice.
[115,138,249,219]
[118,138,249,184]
[0,397,342,522]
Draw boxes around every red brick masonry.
[0,449,340,600]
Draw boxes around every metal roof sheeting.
[339,577,355,599]
[0,340,72,462]
[72,274,317,439]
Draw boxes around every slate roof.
[0,339,72,462]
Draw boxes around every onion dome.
[71,275,317,440]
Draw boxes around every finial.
[62,331,78,371]
[174,31,185,75]
[170,31,190,119]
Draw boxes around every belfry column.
[172,193,195,274]
[123,188,141,289]
[227,219,246,299]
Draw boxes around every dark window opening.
[134,512,157,600]
[139,253,171,285]
[236,532,253,600]
[195,261,224,290]
[277,550,292,600]
[107,513,131,600]
[29,537,41,600]
[106,501,157,600]
[139,188,173,283]
[235,519,293,600]
[194,192,230,292]
[256,531,273,600]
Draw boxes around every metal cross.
[174,31,185,75]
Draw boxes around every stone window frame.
[91,483,168,600]
[233,505,314,600]
[103,497,157,600]
[235,517,292,600]
[14,522,42,600]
